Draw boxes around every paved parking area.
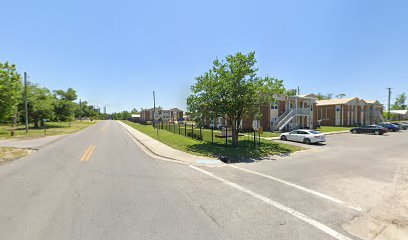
[198,130,408,239]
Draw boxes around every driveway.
[1,120,406,240]
[198,130,408,239]
[0,135,66,149]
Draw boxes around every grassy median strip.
[122,120,302,160]
[316,126,352,133]
[0,121,97,140]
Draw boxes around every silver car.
[280,129,326,144]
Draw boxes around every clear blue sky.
[1,0,407,112]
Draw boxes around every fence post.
[191,124,194,138]
[259,132,261,147]
[179,123,181,134]
[174,122,176,133]
[185,123,187,136]
[225,126,228,147]
[211,127,214,144]
[254,130,256,148]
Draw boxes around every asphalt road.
[1,121,406,240]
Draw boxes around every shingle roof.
[365,100,381,104]
[390,110,408,115]
[316,97,358,106]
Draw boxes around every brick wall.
[316,105,336,126]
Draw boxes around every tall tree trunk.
[231,118,239,147]
[10,115,16,136]
[232,128,239,147]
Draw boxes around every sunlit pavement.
[1,120,407,239]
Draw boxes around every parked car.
[392,122,408,130]
[350,125,388,135]
[280,129,326,144]
[379,123,400,132]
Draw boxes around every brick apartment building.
[314,98,383,126]
[204,94,384,131]
[140,108,184,122]
[205,93,318,131]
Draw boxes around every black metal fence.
[152,120,256,147]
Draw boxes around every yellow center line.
[84,146,96,161]
[80,146,92,161]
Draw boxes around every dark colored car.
[379,123,400,132]
[392,122,408,130]
[350,125,388,135]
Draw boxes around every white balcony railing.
[295,108,311,115]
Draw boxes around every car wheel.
[374,130,380,135]
[280,135,287,141]
[303,138,312,145]
[352,130,358,134]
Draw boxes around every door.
[287,131,298,141]
[296,131,308,142]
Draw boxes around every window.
[271,101,278,109]
[271,117,278,124]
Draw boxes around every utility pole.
[153,91,156,128]
[104,106,106,119]
[297,86,300,95]
[24,72,29,133]
[153,91,159,138]
[387,88,392,120]
[79,99,82,121]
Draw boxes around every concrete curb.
[118,121,221,166]
[119,122,188,165]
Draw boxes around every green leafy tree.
[187,52,285,147]
[336,93,346,98]
[19,84,55,128]
[0,62,22,123]
[110,111,131,120]
[53,88,78,122]
[286,89,298,96]
[75,101,102,120]
[316,93,333,100]
[391,93,407,110]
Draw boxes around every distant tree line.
[0,61,105,128]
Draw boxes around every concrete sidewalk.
[0,135,66,150]
[118,121,220,165]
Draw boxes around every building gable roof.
[365,100,381,105]
[390,109,408,115]
[316,97,358,106]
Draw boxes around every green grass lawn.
[242,131,280,138]
[0,120,97,140]
[122,120,302,160]
[315,126,352,133]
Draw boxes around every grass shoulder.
[0,120,97,140]
[122,120,302,160]
[0,147,33,165]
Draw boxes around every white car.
[280,129,326,144]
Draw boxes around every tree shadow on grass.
[14,123,70,131]
[187,140,295,163]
